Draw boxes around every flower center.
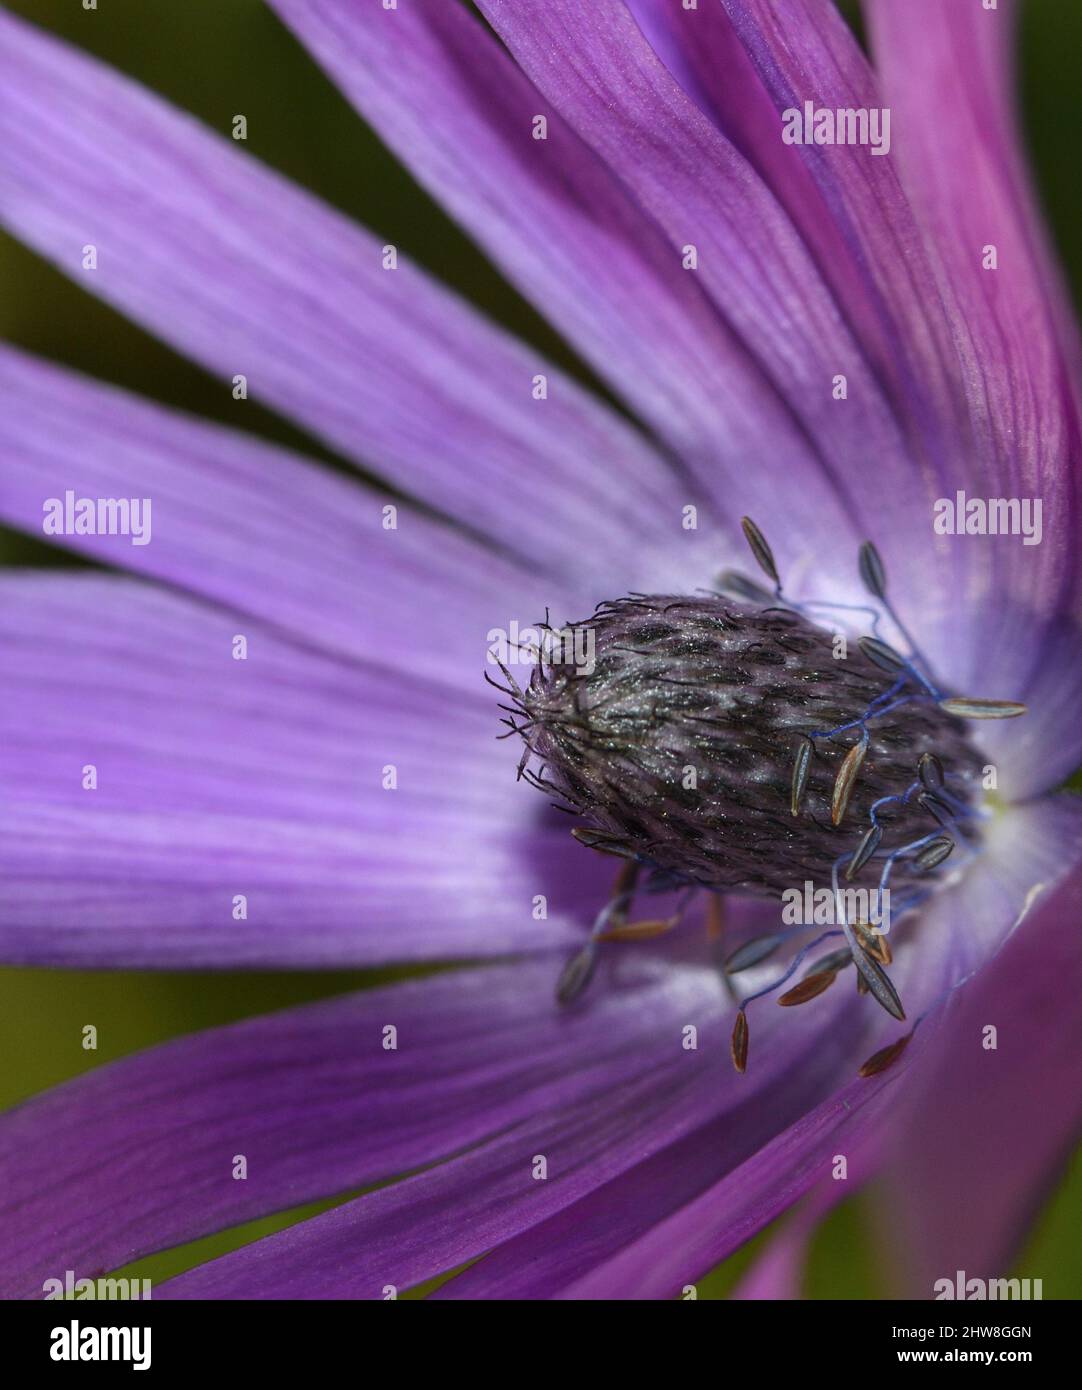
[515,594,983,900]
[493,524,1025,1076]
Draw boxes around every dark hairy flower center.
[495,515,1025,1077]
[512,594,983,899]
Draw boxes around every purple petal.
[0,958,728,1299]
[0,573,595,967]
[864,0,1082,792]
[554,1066,897,1300]
[428,1038,862,1301]
[158,922,861,1299]
[0,9,683,587]
[474,0,946,605]
[626,0,967,466]
[873,824,1082,1296]
[264,0,843,528]
[0,345,576,688]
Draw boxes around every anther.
[846,931,905,1020]
[731,1009,749,1073]
[858,1031,912,1077]
[740,516,780,587]
[809,947,856,975]
[706,894,725,943]
[555,945,597,1006]
[845,824,882,880]
[791,736,813,817]
[938,696,1026,719]
[858,540,889,600]
[717,570,774,605]
[725,933,784,973]
[914,836,954,870]
[918,791,955,829]
[597,916,679,942]
[858,635,909,676]
[917,750,944,791]
[832,739,867,827]
[778,969,837,1006]
[570,827,632,858]
[856,920,892,966]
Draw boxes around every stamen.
[731,1009,749,1073]
[735,930,843,1012]
[876,831,946,899]
[849,939,905,1019]
[597,915,680,942]
[858,635,909,676]
[917,791,956,829]
[845,823,882,880]
[725,933,785,973]
[917,750,945,791]
[740,515,780,588]
[914,836,954,870]
[938,696,1027,719]
[570,827,633,858]
[857,540,888,601]
[556,860,640,1003]
[717,570,775,605]
[831,736,868,826]
[833,861,905,1018]
[856,919,892,966]
[809,946,856,974]
[855,537,938,688]
[706,893,725,942]
[858,1031,912,1077]
[778,969,837,1006]
[555,945,597,1006]
[791,736,813,817]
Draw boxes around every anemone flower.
[1,0,1080,1302]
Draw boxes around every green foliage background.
[1,0,1079,1298]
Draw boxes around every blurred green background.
[1,0,1080,1298]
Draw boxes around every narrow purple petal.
[265,0,842,525]
[473,0,934,585]
[0,346,575,688]
[0,9,683,587]
[874,842,1082,1297]
[626,0,968,470]
[0,959,725,1299]
[0,573,595,967]
[864,0,1082,791]
[709,0,976,474]
[556,1065,898,1300]
[158,923,860,1299]
[429,1029,863,1301]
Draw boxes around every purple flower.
[1,0,1080,1300]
